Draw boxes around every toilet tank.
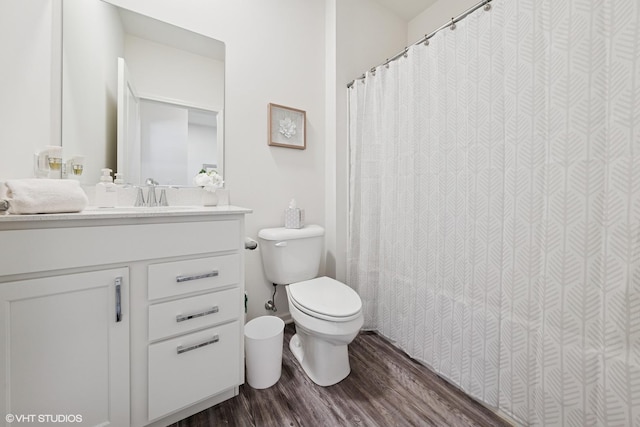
[258,225,324,285]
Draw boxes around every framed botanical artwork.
[268,103,306,149]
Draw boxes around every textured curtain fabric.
[347,0,640,425]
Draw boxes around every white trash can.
[244,315,285,389]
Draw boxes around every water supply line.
[265,284,278,312]
[241,237,276,311]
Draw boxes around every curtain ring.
[403,47,408,58]
[484,1,492,11]
[450,18,456,31]
[370,67,376,76]
[385,59,390,69]
[424,35,430,46]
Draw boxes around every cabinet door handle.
[176,306,219,323]
[176,271,219,283]
[177,335,219,354]
[115,277,122,323]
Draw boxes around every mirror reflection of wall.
[140,99,218,186]
[62,0,123,184]
[62,0,224,185]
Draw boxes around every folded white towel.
[4,179,88,214]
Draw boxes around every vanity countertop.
[0,205,252,224]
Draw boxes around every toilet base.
[289,330,351,387]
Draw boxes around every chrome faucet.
[142,178,169,207]
[158,189,168,207]
[146,178,158,207]
[134,187,146,207]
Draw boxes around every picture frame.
[268,103,306,150]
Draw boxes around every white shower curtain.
[348,0,640,425]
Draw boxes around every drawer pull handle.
[176,271,219,283]
[115,277,122,323]
[177,335,219,354]
[176,306,219,323]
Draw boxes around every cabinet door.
[0,268,130,427]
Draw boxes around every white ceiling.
[372,0,439,21]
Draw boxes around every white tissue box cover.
[285,208,304,229]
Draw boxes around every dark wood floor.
[170,324,512,427]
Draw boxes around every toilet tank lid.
[258,224,324,241]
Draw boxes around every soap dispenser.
[95,168,117,208]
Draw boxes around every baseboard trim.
[145,387,237,427]
[278,312,293,324]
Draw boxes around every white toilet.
[258,224,363,386]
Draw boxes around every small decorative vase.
[201,189,218,206]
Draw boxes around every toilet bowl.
[257,225,364,386]
[286,277,363,386]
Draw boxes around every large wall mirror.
[62,0,225,186]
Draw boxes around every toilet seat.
[288,277,362,322]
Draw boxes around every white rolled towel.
[4,179,88,214]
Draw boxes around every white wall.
[0,0,60,181]
[407,0,481,42]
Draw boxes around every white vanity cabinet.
[0,206,251,427]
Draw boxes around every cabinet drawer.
[148,288,240,341]
[148,255,240,300]
[0,220,241,277]
[148,321,240,421]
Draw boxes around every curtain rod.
[346,0,493,88]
